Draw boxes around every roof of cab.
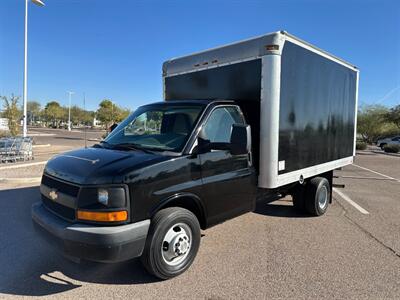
[145,99,235,106]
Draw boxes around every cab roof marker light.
[265,45,279,51]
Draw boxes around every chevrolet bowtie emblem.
[49,190,58,201]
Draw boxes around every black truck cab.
[32,99,257,279]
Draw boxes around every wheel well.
[288,171,333,203]
[154,196,207,229]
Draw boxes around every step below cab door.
[197,105,257,226]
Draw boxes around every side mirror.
[195,136,211,154]
[230,124,251,155]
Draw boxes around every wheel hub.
[318,186,328,210]
[161,223,192,266]
[173,233,189,255]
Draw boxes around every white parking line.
[333,188,370,215]
[353,164,400,183]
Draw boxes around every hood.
[44,147,170,185]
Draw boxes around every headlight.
[97,187,126,208]
[98,189,109,205]
[77,185,129,223]
[78,186,127,209]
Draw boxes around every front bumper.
[32,202,150,263]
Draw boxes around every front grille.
[41,174,79,221]
[41,174,80,197]
[42,195,76,221]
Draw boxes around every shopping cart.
[0,137,34,163]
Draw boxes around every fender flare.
[151,192,207,228]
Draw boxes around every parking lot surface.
[0,134,399,299]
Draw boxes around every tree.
[70,105,94,126]
[1,94,22,136]
[97,99,113,129]
[27,101,41,124]
[117,107,131,122]
[96,99,129,129]
[385,105,400,129]
[44,101,64,127]
[357,105,396,143]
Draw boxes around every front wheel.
[141,207,201,280]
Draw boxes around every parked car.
[376,136,400,149]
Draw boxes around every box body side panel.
[278,41,357,175]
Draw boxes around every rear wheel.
[292,185,306,213]
[141,207,201,280]
[305,177,330,216]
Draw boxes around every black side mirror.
[230,124,251,155]
[195,136,211,154]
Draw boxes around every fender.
[151,192,207,229]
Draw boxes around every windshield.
[104,103,205,152]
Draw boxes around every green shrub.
[383,144,400,153]
[356,141,367,150]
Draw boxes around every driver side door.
[198,105,257,226]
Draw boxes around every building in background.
[0,118,9,131]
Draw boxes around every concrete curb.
[0,177,42,183]
[33,144,51,148]
[371,150,400,157]
[0,161,47,170]
[28,133,55,137]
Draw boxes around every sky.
[0,0,399,112]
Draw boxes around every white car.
[376,136,400,149]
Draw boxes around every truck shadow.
[0,186,158,297]
[254,199,311,218]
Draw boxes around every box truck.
[32,31,359,279]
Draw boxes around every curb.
[371,150,400,157]
[0,161,47,170]
[33,144,51,148]
[0,177,42,183]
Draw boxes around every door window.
[202,106,244,143]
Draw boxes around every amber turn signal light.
[77,210,128,222]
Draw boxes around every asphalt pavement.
[0,132,399,299]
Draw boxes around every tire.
[141,207,201,280]
[380,143,387,150]
[292,185,306,213]
[305,177,330,216]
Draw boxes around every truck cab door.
[196,105,257,226]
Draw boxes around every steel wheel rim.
[161,223,192,266]
[318,186,328,210]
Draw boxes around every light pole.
[67,91,74,131]
[22,0,45,137]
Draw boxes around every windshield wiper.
[112,143,154,154]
